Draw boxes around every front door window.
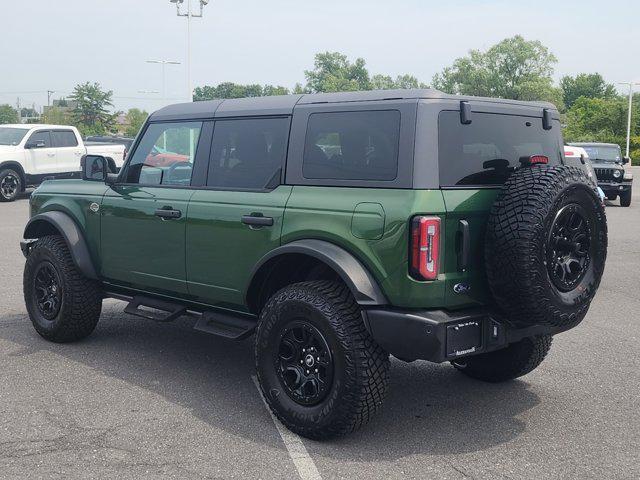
[124,122,202,186]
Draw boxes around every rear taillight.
[410,216,440,281]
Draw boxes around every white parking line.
[251,375,322,480]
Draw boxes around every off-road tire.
[0,168,22,202]
[24,235,102,342]
[486,165,607,329]
[255,281,390,440]
[451,335,552,383]
[620,189,632,207]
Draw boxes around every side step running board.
[193,311,257,340]
[124,296,187,323]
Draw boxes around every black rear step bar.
[111,293,257,341]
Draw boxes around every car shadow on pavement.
[0,302,539,459]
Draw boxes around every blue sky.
[1,0,638,113]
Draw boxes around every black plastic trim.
[248,239,388,307]
[23,211,98,280]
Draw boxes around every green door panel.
[282,186,448,309]
[101,186,194,295]
[441,189,499,308]
[351,202,385,240]
[185,186,293,310]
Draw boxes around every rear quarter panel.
[282,186,449,309]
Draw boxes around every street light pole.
[146,60,181,104]
[619,81,640,159]
[170,0,209,102]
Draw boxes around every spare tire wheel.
[485,165,607,329]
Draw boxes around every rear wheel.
[620,189,632,207]
[23,235,102,342]
[0,168,22,202]
[451,335,552,382]
[255,281,390,439]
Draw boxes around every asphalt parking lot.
[1,171,639,480]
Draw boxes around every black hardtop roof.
[149,88,557,121]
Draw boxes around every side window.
[51,130,78,148]
[303,111,400,181]
[28,130,52,148]
[207,117,290,190]
[124,122,202,186]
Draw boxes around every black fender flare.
[23,211,98,280]
[247,239,388,307]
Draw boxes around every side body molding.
[249,239,388,306]
[23,211,98,280]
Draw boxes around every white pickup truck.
[0,124,126,202]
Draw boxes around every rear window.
[438,111,562,187]
[303,110,400,181]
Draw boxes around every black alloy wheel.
[546,204,591,292]
[277,320,334,406]
[33,262,63,320]
[0,171,20,201]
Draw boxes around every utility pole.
[146,60,181,104]
[618,81,640,160]
[170,0,210,102]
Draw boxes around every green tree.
[371,74,428,90]
[303,52,371,93]
[69,82,116,136]
[42,106,71,125]
[432,36,559,105]
[124,108,148,137]
[193,82,290,101]
[0,104,19,124]
[560,73,616,108]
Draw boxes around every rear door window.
[303,110,400,181]
[438,111,562,187]
[51,130,78,147]
[207,117,290,190]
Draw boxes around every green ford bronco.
[21,89,607,439]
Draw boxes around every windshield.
[0,127,29,146]
[582,145,621,163]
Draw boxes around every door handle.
[47,153,55,157]
[154,206,182,220]
[456,219,470,272]
[241,214,274,227]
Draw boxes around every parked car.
[564,145,606,203]
[0,125,126,202]
[85,135,134,150]
[20,90,607,439]
[568,142,633,207]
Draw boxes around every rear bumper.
[363,307,567,363]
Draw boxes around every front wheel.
[0,168,22,202]
[255,281,390,439]
[451,335,552,383]
[620,189,632,207]
[24,235,103,342]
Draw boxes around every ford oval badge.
[453,283,471,294]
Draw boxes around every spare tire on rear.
[486,165,607,329]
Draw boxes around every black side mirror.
[623,156,631,165]
[81,154,108,182]
[25,141,46,149]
